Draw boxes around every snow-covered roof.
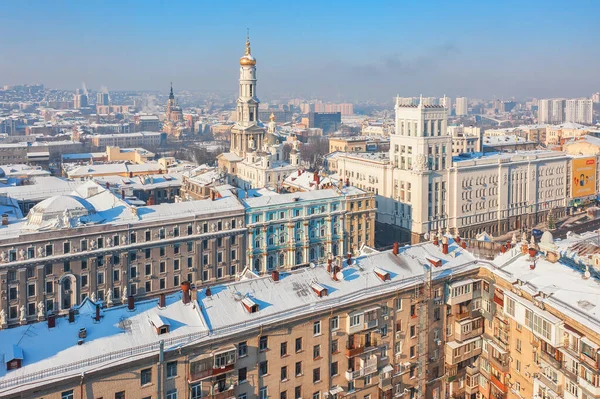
[0,294,207,393]
[242,188,341,209]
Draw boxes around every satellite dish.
[309,262,316,268]
[336,271,344,281]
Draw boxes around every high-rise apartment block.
[539,98,592,124]
[455,97,468,116]
[96,92,110,106]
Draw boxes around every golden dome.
[239,35,256,66]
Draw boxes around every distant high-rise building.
[73,89,88,109]
[455,97,468,116]
[308,112,341,134]
[96,92,109,106]
[540,98,591,124]
[440,95,452,116]
[593,92,600,103]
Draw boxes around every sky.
[1,0,599,102]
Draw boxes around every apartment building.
[88,132,164,148]
[4,227,600,399]
[0,180,246,328]
[0,235,478,399]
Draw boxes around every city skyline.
[1,1,599,102]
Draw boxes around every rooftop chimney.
[159,293,166,308]
[95,304,101,322]
[127,295,135,311]
[347,252,353,266]
[105,182,110,189]
[272,270,280,282]
[68,309,75,323]
[314,171,320,186]
[181,281,191,304]
[210,190,216,201]
[327,258,332,273]
[121,189,125,200]
[392,242,399,256]
[48,313,56,328]
[1,214,8,226]
[441,236,449,255]
[345,178,350,187]
[206,286,212,297]
[332,266,339,281]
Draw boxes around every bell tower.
[230,32,265,157]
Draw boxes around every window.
[313,344,321,359]
[191,383,201,399]
[259,361,268,376]
[27,284,35,297]
[281,366,288,381]
[295,386,301,399]
[313,393,320,399]
[166,390,177,399]
[238,341,248,357]
[330,360,339,376]
[332,339,338,353]
[81,275,88,287]
[281,392,287,399]
[45,244,53,255]
[516,338,522,352]
[97,237,104,249]
[313,321,321,335]
[295,337,302,352]
[238,367,247,382]
[280,342,288,357]
[259,336,268,351]
[97,272,105,285]
[331,316,339,330]
[115,392,125,399]
[166,361,177,378]
[141,368,152,385]
[350,314,360,327]
[259,388,268,399]
[313,367,321,383]
[295,361,302,376]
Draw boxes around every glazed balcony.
[536,373,562,396]
[345,356,378,381]
[454,317,484,342]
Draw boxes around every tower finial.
[169,82,174,100]
[245,28,251,56]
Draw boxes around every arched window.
[310,248,315,261]
[268,256,274,270]
[279,253,285,266]
[296,251,302,264]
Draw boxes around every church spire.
[169,82,174,100]
[245,28,251,56]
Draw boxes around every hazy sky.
[1,1,599,102]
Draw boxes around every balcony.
[189,364,235,382]
[445,338,482,366]
[454,317,484,342]
[378,376,393,390]
[210,388,236,399]
[490,373,507,393]
[578,376,600,396]
[345,338,378,357]
[536,373,562,395]
[488,355,510,373]
[540,349,563,370]
[189,347,237,382]
[345,359,378,381]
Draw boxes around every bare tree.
[300,136,329,169]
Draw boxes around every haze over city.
[1,0,599,101]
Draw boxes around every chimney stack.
[332,266,339,281]
[313,171,320,186]
[48,313,56,328]
[345,178,350,187]
[433,233,439,246]
[95,304,101,322]
[392,242,399,256]
[127,295,135,311]
[181,281,191,304]
[327,258,332,273]
[1,214,8,226]
[206,287,212,297]
[272,270,280,282]
[442,236,449,255]
[347,252,353,266]
[121,189,125,200]
[68,309,75,323]
[210,190,216,201]
[105,182,110,189]
[159,293,166,308]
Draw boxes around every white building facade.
[327,98,573,243]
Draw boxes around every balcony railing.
[210,387,236,399]
[539,350,562,371]
[189,364,235,382]
[345,339,378,357]
[345,361,377,381]
[536,373,562,395]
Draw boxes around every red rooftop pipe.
[206,286,212,297]
[127,295,135,311]
[392,242,399,256]
[159,293,166,308]
[272,270,280,282]
[95,304,101,322]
